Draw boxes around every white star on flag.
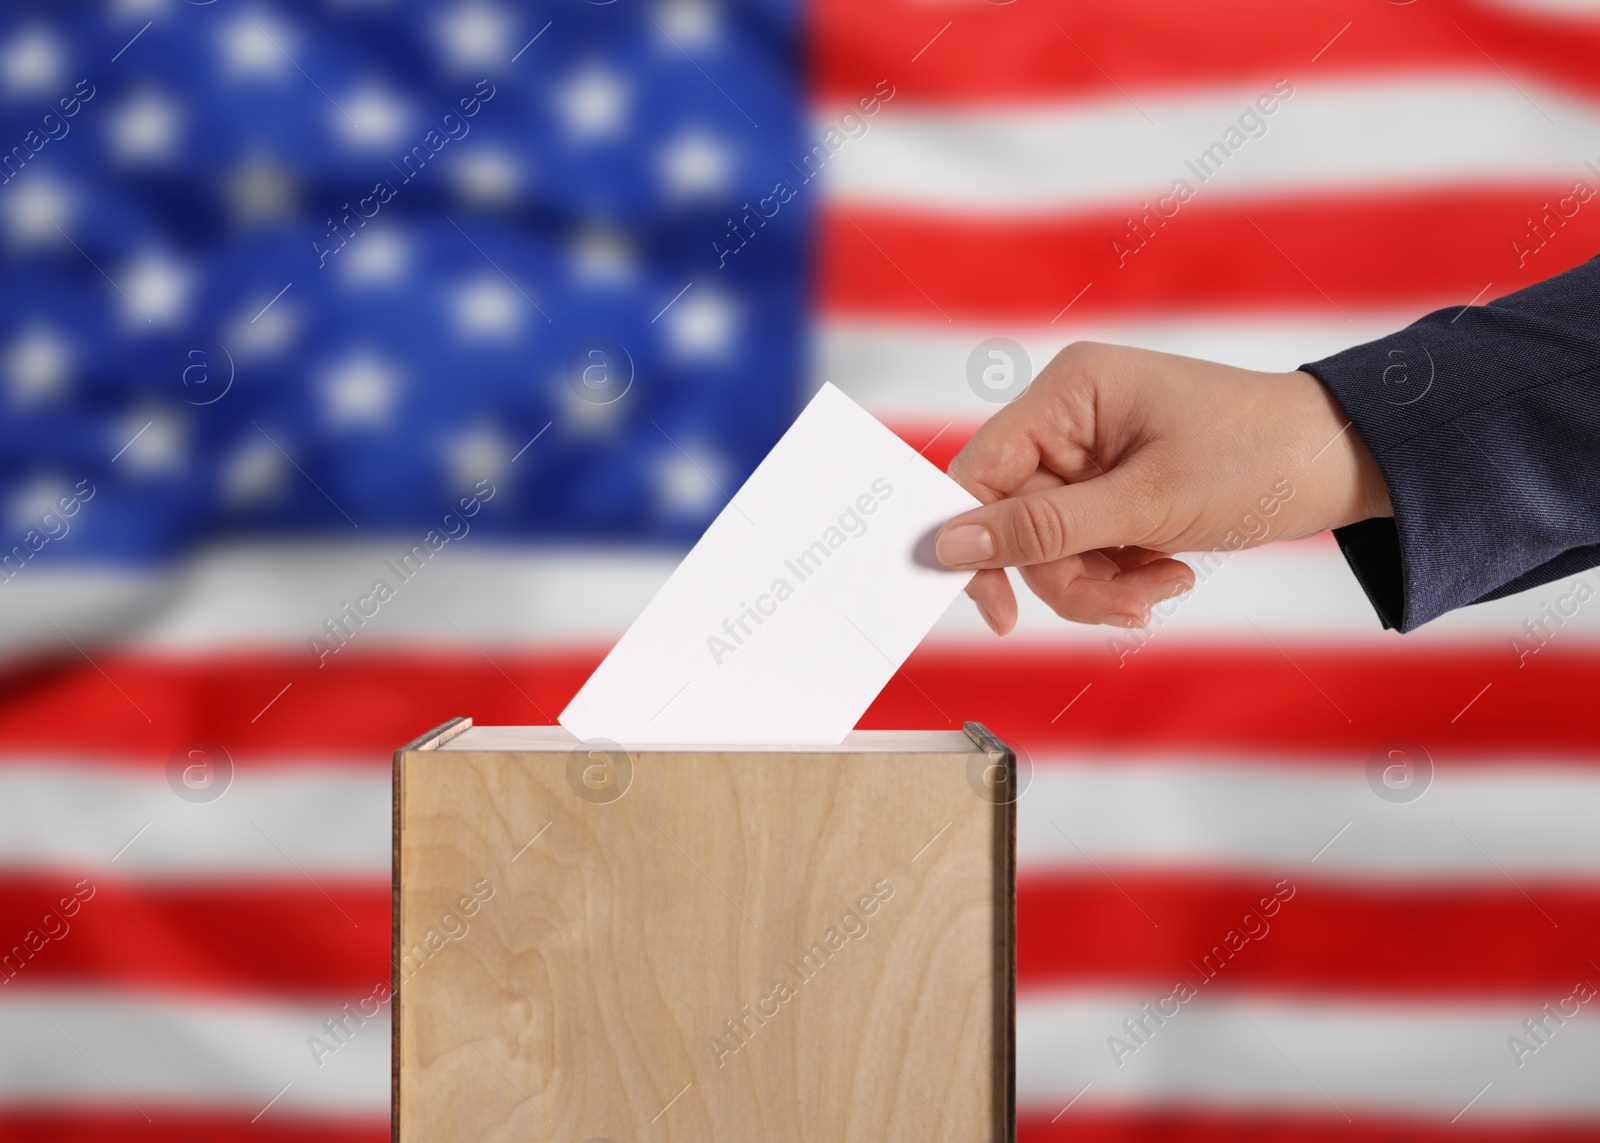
[228,296,299,356]
[655,0,720,49]
[570,222,637,284]
[110,0,170,18]
[109,89,183,165]
[4,175,75,248]
[115,408,186,474]
[450,275,525,340]
[664,288,738,359]
[322,350,403,428]
[341,227,410,285]
[452,149,523,207]
[559,378,630,436]
[220,12,293,78]
[222,437,289,505]
[442,423,514,494]
[556,66,630,139]
[120,250,194,328]
[224,150,299,226]
[652,439,728,516]
[0,25,65,96]
[3,326,71,404]
[435,2,513,71]
[333,85,410,149]
[658,127,734,200]
[6,474,73,531]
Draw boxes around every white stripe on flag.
[5,757,1599,880]
[1018,761,1600,879]
[5,986,1596,1121]
[815,314,1406,420]
[821,77,1600,212]
[0,988,388,1112]
[0,543,679,656]
[0,765,391,877]
[1019,988,1600,1118]
[8,543,1600,654]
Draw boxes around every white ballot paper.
[560,383,980,745]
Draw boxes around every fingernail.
[936,524,994,567]
[979,606,1001,636]
[1157,581,1191,602]
[1111,610,1149,628]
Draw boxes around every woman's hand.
[934,342,1393,633]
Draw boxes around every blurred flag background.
[3,0,1600,1140]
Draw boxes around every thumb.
[934,476,1147,568]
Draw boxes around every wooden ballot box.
[393,719,1017,1143]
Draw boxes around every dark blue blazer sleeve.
[1300,254,1600,632]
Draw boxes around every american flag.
[3,0,1600,1139]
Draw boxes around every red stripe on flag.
[0,1111,388,1143]
[3,1109,1588,1143]
[0,874,389,998]
[1017,1111,1600,1142]
[820,189,1600,323]
[1,645,1597,759]
[0,649,591,762]
[1018,872,1600,998]
[10,869,1592,1000]
[815,0,1600,104]
[866,645,1600,756]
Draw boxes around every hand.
[934,342,1393,633]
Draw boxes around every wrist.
[1352,433,1394,523]
[1285,370,1393,535]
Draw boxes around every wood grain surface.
[395,724,1014,1143]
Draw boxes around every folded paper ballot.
[559,383,980,745]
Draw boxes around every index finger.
[948,343,1107,501]
[946,392,1050,504]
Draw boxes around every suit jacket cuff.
[1301,267,1600,632]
